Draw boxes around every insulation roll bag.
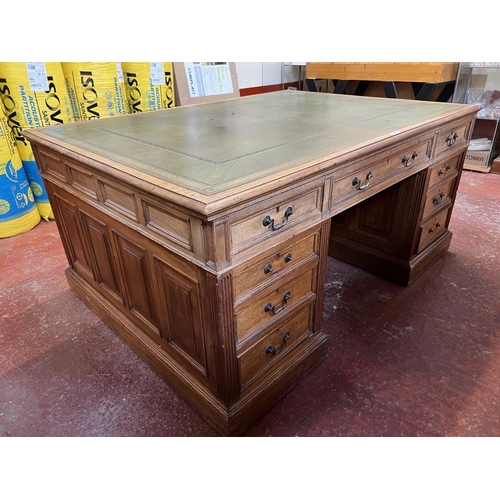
[0,106,40,238]
[61,62,130,120]
[0,62,74,220]
[122,62,175,113]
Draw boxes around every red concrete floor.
[1,171,499,437]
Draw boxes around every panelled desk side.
[23,92,479,436]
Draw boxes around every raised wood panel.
[154,256,208,377]
[99,180,138,220]
[114,234,158,329]
[67,163,97,199]
[353,184,400,244]
[53,194,90,272]
[143,200,193,251]
[81,212,122,301]
[38,150,68,182]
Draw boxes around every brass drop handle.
[262,206,293,231]
[402,151,418,167]
[264,290,291,315]
[352,171,373,191]
[446,132,459,147]
[265,332,291,356]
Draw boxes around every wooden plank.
[463,164,491,173]
[306,62,458,83]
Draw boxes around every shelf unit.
[452,62,500,172]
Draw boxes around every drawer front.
[238,301,314,388]
[229,179,323,256]
[417,207,451,252]
[435,121,470,158]
[428,154,461,186]
[422,176,457,220]
[233,227,320,301]
[330,136,433,209]
[234,260,318,343]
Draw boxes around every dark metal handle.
[402,151,418,167]
[352,171,373,191]
[265,332,291,356]
[264,263,272,274]
[429,221,441,234]
[264,290,291,315]
[446,132,459,147]
[445,164,451,171]
[284,253,292,263]
[438,169,444,176]
[433,192,445,205]
[262,206,293,231]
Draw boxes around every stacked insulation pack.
[122,62,175,112]
[61,62,130,120]
[0,104,40,238]
[0,62,75,220]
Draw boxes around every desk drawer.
[330,135,433,210]
[417,206,451,252]
[435,121,470,158]
[237,301,314,388]
[422,176,457,220]
[229,179,323,257]
[428,154,461,186]
[234,260,318,343]
[233,227,320,301]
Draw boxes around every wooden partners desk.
[306,62,459,101]
[24,92,479,436]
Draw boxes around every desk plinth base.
[329,230,453,287]
[65,268,329,436]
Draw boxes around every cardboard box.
[463,118,500,173]
[173,62,239,106]
[465,149,490,167]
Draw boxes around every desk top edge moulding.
[23,91,480,436]
[24,92,477,217]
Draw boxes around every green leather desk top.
[28,91,476,198]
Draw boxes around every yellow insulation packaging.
[0,105,40,238]
[0,62,74,220]
[122,62,175,113]
[62,62,130,120]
